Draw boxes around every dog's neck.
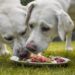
[0,0,21,6]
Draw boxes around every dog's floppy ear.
[56,10,74,41]
[25,1,36,25]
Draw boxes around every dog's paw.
[65,47,73,51]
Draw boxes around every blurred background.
[21,0,75,41]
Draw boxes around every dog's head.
[25,2,74,54]
[0,4,30,57]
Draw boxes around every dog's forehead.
[0,6,26,26]
[0,13,26,35]
[29,6,58,27]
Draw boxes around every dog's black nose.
[19,50,30,59]
[26,41,37,52]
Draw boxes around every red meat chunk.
[30,55,50,62]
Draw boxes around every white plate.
[10,56,70,66]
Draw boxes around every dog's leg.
[65,32,73,51]
[0,43,10,56]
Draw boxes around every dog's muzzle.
[16,49,31,59]
[26,41,37,53]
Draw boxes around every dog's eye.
[29,24,34,29]
[20,29,27,36]
[41,26,50,32]
[4,36,14,41]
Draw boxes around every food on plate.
[21,54,66,63]
[18,52,69,64]
[20,54,66,64]
[11,53,70,65]
[30,55,51,62]
[53,57,65,63]
[29,55,66,64]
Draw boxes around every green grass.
[0,41,75,75]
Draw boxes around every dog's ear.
[56,10,74,41]
[25,1,36,25]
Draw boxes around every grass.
[0,41,75,75]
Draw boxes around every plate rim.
[11,56,71,65]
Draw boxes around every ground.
[0,41,75,75]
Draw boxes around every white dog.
[25,0,74,54]
[0,0,30,57]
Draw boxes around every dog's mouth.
[19,51,31,60]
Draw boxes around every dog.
[0,0,30,57]
[25,0,74,54]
